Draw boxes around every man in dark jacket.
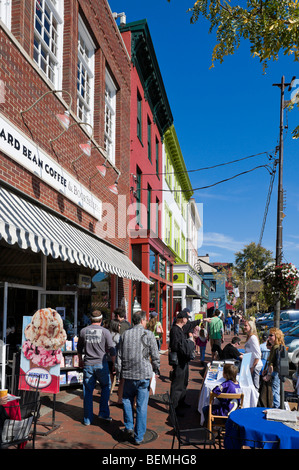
[221,336,243,361]
[169,310,195,416]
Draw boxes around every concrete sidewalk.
[32,331,294,450]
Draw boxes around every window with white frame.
[77,16,95,128]
[33,0,63,87]
[0,0,11,29]
[104,69,116,164]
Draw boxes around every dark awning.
[186,286,201,299]
[226,303,236,311]
[0,186,151,284]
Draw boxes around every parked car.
[280,320,299,334]
[256,310,299,331]
[256,312,273,324]
[284,324,299,364]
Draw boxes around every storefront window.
[131,280,141,314]
[0,240,42,286]
[92,272,111,321]
[149,248,157,274]
[159,257,166,279]
[173,289,182,315]
[149,278,158,312]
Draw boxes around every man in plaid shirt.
[116,310,160,445]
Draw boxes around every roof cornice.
[120,19,173,136]
[164,125,193,198]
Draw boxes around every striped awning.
[0,186,151,284]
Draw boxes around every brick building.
[119,19,174,349]
[0,0,150,373]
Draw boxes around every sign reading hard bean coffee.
[0,113,102,221]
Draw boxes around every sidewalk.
[32,330,294,450]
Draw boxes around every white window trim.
[105,68,116,165]
[33,0,64,89]
[77,15,95,129]
[0,0,11,30]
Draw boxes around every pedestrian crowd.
[76,305,290,446]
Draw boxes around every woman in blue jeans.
[261,327,285,408]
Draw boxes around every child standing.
[197,322,208,364]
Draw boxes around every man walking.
[208,309,224,361]
[77,310,116,425]
[169,310,196,416]
[114,307,131,335]
[116,310,160,445]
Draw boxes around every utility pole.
[243,271,246,318]
[272,76,296,328]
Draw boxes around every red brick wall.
[0,0,133,312]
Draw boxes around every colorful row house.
[0,1,202,365]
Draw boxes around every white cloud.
[202,232,249,253]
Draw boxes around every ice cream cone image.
[23,308,66,367]
[24,308,67,351]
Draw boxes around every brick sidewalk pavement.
[32,330,294,450]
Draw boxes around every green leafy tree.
[186,0,299,69]
[234,242,274,279]
[168,0,299,136]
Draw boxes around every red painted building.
[119,20,174,349]
[0,1,150,367]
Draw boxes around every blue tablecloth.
[225,407,299,449]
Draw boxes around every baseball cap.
[150,311,158,317]
[177,310,191,319]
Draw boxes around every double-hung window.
[77,16,95,128]
[33,0,63,87]
[104,69,116,164]
[0,0,11,29]
[137,90,142,141]
[147,117,151,162]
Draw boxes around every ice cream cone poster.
[20,308,67,393]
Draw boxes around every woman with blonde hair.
[243,320,263,390]
[147,311,164,351]
[262,327,285,408]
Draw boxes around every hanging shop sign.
[0,113,102,221]
[20,309,67,394]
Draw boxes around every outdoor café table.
[197,363,259,425]
[1,396,26,448]
[224,407,299,449]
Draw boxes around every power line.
[141,150,275,176]
[258,158,278,245]
[140,164,274,192]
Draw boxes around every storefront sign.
[0,113,102,220]
[173,272,185,283]
[20,311,66,394]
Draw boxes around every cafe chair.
[167,392,216,449]
[208,391,244,448]
[0,373,41,449]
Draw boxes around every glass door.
[38,290,78,337]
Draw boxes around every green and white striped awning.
[0,186,150,284]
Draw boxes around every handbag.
[168,350,178,366]
[156,323,163,334]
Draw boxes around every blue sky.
[109,0,299,269]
